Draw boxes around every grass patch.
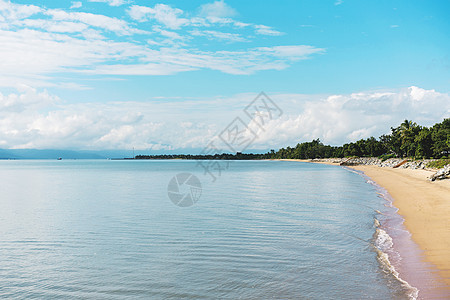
[427,158,450,169]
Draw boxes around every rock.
[308,157,446,180]
[430,165,450,181]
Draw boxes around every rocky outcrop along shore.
[307,157,449,181]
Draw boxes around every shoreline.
[349,166,450,281]
[283,159,450,296]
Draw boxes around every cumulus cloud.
[0,86,448,150]
[0,84,59,112]
[249,86,450,149]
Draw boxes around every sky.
[0,0,449,152]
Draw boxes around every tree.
[396,120,420,157]
[431,118,450,158]
[415,128,433,158]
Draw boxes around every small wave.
[373,228,419,300]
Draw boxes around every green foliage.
[430,118,450,158]
[397,120,420,157]
[427,159,450,169]
[272,139,336,159]
[414,127,433,158]
[273,118,449,160]
[379,153,396,161]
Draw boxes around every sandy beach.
[349,165,450,286]
[283,159,450,289]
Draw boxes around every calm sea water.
[0,160,421,299]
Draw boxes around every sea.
[0,160,446,299]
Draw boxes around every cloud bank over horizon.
[0,85,448,152]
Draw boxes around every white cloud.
[0,87,224,149]
[1,86,448,150]
[20,19,89,33]
[334,0,343,5]
[84,45,323,75]
[0,16,322,81]
[254,25,283,36]
[88,0,126,7]
[249,87,450,148]
[128,4,189,29]
[198,0,237,18]
[152,26,184,40]
[128,1,248,32]
[45,9,144,35]
[0,0,41,22]
[0,84,59,112]
[127,5,152,21]
[255,45,325,61]
[86,63,195,76]
[70,2,82,9]
[190,29,247,42]
[0,28,145,79]
[0,1,322,86]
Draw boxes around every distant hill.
[0,149,105,160]
[0,149,17,159]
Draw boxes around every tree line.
[271,119,449,159]
[136,118,449,160]
[135,152,262,160]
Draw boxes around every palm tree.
[399,120,417,136]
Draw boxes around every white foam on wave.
[373,226,419,300]
[375,228,394,251]
[345,165,422,299]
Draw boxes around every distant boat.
[57,157,62,160]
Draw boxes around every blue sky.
[0,0,449,151]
